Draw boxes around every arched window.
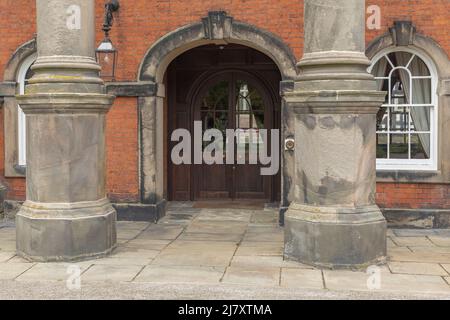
[16,54,36,166]
[369,48,438,171]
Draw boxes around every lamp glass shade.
[96,38,117,80]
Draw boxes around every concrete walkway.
[1,202,450,299]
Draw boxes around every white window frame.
[368,47,438,171]
[17,54,36,166]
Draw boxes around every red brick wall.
[0,0,449,208]
[106,97,139,202]
[377,183,450,209]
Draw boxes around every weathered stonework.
[283,0,387,268]
[15,0,116,261]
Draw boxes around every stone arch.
[3,39,37,82]
[136,12,298,215]
[1,39,37,178]
[366,21,450,184]
[138,11,298,83]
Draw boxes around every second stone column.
[283,0,387,268]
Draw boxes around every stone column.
[283,0,387,268]
[15,0,117,261]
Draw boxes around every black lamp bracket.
[102,0,120,37]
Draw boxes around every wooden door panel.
[167,44,281,203]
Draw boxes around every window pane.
[389,134,409,159]
[389,107,409,131]
[410,106,430,132]
[376,134,388,159]
[389,69,409,105]
[412,79,432,104]
[411,133,430,159]
[390,52,413,67]
[409,56,430,76]
[376,107,388,131]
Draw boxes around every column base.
[16,198,117,262]
[284,203,387,269]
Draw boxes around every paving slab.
[85,257,152,266]
[0,263,34,280]
[16,262,92,282]
[152,241,237,267]
[222,266,280,287]
[235,242,283,256]
[280,268,324,289]
[386,237,397,247]
[250,212,278,224]
[0,241,16,251]
[0,251,15,262]
[185,221,247,235]
[243,231,284,242]
[428,236,450,247]
[388,262,448,276]
[445,277,450,285]
[134,265,225,284]
[195,210,252,222]
[393,229,450,237]
[230,255,313,269]
[136,225,185,240]
[441,264,450,274]
[110,247,160,260]
[117,229,143,240]
[81,264,143,282]
[389,250,450,263]
[408,246,450,254]
[324,269,450,294]
[390,236,434,247]
[387,246,412,255]
[122,239,171,250]
[178,232,243,242]
[6,255,34,263]
[116,221,150,230]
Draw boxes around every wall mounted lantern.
[96,0,120,81]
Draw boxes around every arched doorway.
[167,44,281,202]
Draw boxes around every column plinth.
[283,0,387,268]
[15,0,117,261]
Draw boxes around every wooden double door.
[167,45,281,202]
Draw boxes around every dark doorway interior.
[167,44,281,202]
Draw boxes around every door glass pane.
[201,81,230,152]
[235,80,266,160]
[202,80,229,111]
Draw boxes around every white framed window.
[17,54,36,166]
[369,47,438,171]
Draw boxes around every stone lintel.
[106,82,156,97]
[0,82,16,97]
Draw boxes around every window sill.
[376,169,442,183]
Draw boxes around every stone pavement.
[0,202,450,299]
